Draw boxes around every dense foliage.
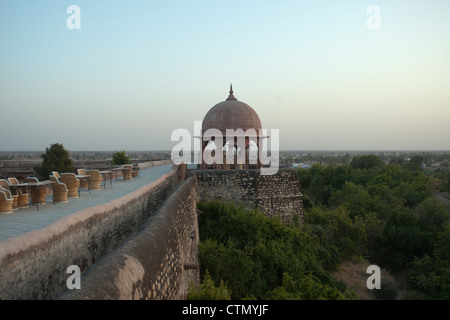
[190,155,449,300]
[189,200,355,300]
[34,143,74,180]
[298,158,450,299]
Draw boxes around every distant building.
[292,163,311,169]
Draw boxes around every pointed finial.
[226,83,237,101]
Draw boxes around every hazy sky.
[1,1,449,152]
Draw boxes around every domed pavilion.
[199,85,267,170]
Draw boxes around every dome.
[202,85,262,134]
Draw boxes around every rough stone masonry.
[194,168,305,225]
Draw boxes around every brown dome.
[202,85,262,134]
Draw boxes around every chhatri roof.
[202,85,262,134]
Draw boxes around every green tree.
[34,143,74,180]
[392,175,431,208]
[443,171,450,192]
[297,168,313,189]
[328,182,378,218]
[265,272,351,300]
[405,155,424,171]
[305,206,367,259]
[416,198,450,230]
[330,165,353,189]
[381,207,428,272]
[351,155,382,170]
[187,270,231,300]
[111,151,131,165]
[408,223,450,299]
[197,200,352,300]
[356,212,385,261]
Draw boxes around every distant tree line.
[0,150,172,161]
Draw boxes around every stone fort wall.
[0,166,183,300]
[58,176,200,300]
[194,168,304,225]
[0,165,303,300]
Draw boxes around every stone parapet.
[0,168,180,299]
[58,176,200,300]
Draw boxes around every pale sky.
[1,1,449,151]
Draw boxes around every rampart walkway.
[0,164,173,241]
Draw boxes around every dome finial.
[226,83,237,101]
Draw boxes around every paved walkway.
[0,164,174,241]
